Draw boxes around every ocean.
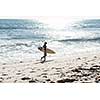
[0,18,100,63]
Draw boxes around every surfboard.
[38,46,56,54]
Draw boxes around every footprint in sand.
[6,77,12,79]
[0,77,4,82]
[29,79,38,83]
[46,79,51,81]
[71,68,81,73]
[29,80,36,83]
[77,58,81,60]
[41,73,48,75]
[18,70,21,72]
[43,70,48,72]
[16,73,22,75]
[55,68,62,70]
[95,76,100,83]
[84,62,88,65]
[2,67,6,69]
[57,78,77,83]
[42,75,48,78]
[94,56,97,58]
[21,77,31,80]
[2,63,6,65]
[2,73,8,76]
[30,70,35,73]
[50,81,55,83]
[90,65,100,71]
[19,61,23,63]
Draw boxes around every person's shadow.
[34,60,54,64]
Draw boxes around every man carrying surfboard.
[38,42,56,63]
[40,42,47,63]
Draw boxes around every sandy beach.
[0,50,100,83]
[1,19,100,83]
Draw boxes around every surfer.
[41,42,47,63]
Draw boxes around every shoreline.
[0,50,100,83]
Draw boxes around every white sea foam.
[0,18,100,63]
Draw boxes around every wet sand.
[0,51,100,83]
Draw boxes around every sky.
[0,0,100,17]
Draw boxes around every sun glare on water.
[32,17,85,40]
[33,17,78,29]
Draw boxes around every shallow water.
[0,18,100,63]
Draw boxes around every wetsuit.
[41,42,47,63]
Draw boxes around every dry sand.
[0,50,100,83]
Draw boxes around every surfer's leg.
[41,56,44,60]
[41,56,43,60]
[41,56,45,62]
[44,56,46,62]
[42,56,46,63]
[41,56,46,63]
